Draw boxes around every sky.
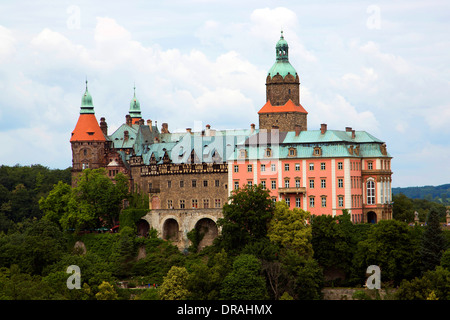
[0,0,449,188]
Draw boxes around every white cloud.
[0,25,15,61]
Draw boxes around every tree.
[311,211,357,283]
[40,168,130,232]
[268,201,313,257]
[159,266,191,300]
[220,254,268,300]
[352,220,421,285]
[396,267,450,300]
[216,184,273,252]
[421,207,447,273]
[393,193,414,222]
[95,281,118,300]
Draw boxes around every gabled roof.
[257,99,308,114]
[283,130,383,144]
[108,123,139,149]
[70,114,106,142]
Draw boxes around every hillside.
[392,184,450,204]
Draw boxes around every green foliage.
[268,201,313,257]
[311,212,357,282]
[120,208,148,232]
[396,267,450,300]
[159,266,191,300]
[220,254,268,300]
[421,207,447,272]
[352,220,422,285]
[95,281,119,300]
[216,184,274,252]
[40,168,129,232]
[393,184,450,205]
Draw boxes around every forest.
[0,164,449,300]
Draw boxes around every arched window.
[367,180,375,205]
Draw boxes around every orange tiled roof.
[70,113,106,142]
[257,99,308,114]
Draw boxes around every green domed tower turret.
[129,85,142,122]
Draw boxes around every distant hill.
[392,184,450,204]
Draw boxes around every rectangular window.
[309,163,314,170]
[261,164,266,172]
[203,199,209,208]
[338,178,343,188]
[192,180,197,187]
[271,164,276,172]
[295,179,301,188]
[248,180,252,187]
[321,162,326,170]
[289,149,295,156]
[234,165,239,172]
[368,162,373,170]
[215,199,221,208]
[261,181,266,189]
[285,197,290,207]
[338,196,344,207]
[295,163,300,171]
[247,164,252,172]
[338,162,343,170]
[284,163,290,171]
[203,180,208,187]
[284,179,290,188]
[234,181,239,190]
[167,200,173,209]
[321,197,327,207]
[309,179,315,189]
[167,180,172,188]
[309,197,315,208]
[321,179,326,188]
[215,180,220,187]
[180,200,185,209]
[192,199,198,208]
[295,197,301,208]
[180,180,184,188]
[271,180,276,190]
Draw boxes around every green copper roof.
[80,80,95,114]
[268,31,297,79]
[129,85,142,118]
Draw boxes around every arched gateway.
[140,208,222,251]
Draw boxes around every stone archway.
[162,218,179,241]
[194,218,219,250]
[367,211,377,224]
[136,219,150,237]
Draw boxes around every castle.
[70,32,393,250]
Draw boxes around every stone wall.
[259,111,307,132]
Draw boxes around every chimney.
[139,118,145,126]
[161,123,169,133]
[345,127,352,132]
[352,130,356,139]
[321,123,327,134]
[205,124,211,136]
[100,117,108,136]
[294,124,301,136]
[124,130,129,141]
[126,115,132,126]
[146,119,153,132]
[186,128,192,134]
[250,123,255,134]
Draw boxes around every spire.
[268,31,297,79]
[129,83,142,120]
[80,79,95,114]
[276,30,289,61]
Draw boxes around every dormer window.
[313,147,322,156]
[265,148,272,157]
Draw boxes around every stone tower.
[258,31,308,132]
[70,81,108,186]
